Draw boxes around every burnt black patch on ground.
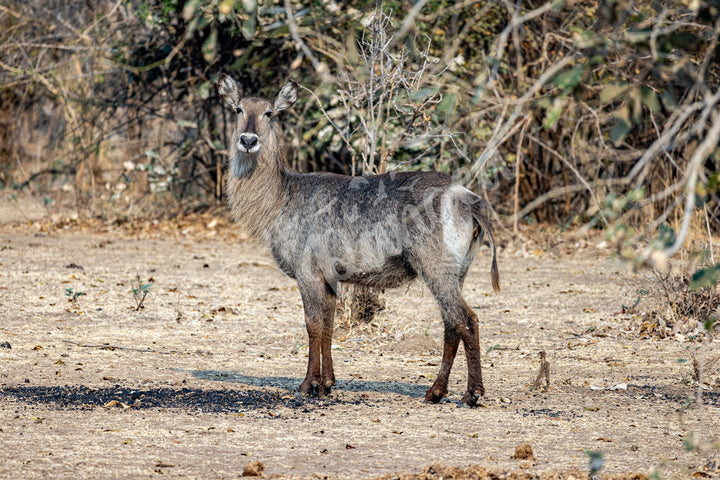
[1,384,369,413]
[520,407,581,420]
[627,384,720,407]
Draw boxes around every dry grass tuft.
[511,443,535,461]
[242,460,265,477]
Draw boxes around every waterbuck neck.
[226,137,292,241]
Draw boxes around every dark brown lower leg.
[298,279,335,395]
[300,325,322,395]
[458,303,484,406]
[319,292,336,396]
[299,282,335,396]
[425,327,460,403]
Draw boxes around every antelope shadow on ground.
[191,369,429,398]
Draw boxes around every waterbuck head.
[218,74,298,177]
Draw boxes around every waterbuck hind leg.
[298,281,336,397]
[458,300,484,406]
[426,279,485,406]
[425,327,460,403]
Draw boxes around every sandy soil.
[1,201,719,479]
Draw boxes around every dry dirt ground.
[1,195,719,479]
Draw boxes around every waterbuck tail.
[471,201,500,293]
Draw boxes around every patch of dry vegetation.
[372,463,647,480]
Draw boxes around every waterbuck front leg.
[298,280,336,396]
[320,293,336,394]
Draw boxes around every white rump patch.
[441,185,475,263]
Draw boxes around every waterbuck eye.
[262,109,273,118]
[235,105,244,115]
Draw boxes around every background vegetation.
[1,0,719,266]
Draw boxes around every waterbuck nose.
[239,134,258,151]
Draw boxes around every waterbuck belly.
[342,254,417,289]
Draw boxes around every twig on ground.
[63,339,177,354]
[532,350,550,392]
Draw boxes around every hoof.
[461,391,479,407]
[299,380,320,397]
[317,378,334,397]
[424,387,447,403]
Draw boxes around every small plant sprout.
[131,275,152,311]
[65,287,86,305]
[585,450,604,475]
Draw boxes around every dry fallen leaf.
[104,400,131,409]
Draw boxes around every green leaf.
[202,28,217,63]
[437,93,457,120]
[696,182,708,208]
[409,87,439,102]
[197,13,212,30]
[639,86,661,113]
[219,0,234,17]
[653,224,676,249]
[585,450,604,473]
[689,264,720,290]
[705,317,716,331]
[177,120,198,129]
[182,0,201,21]
[241,0,258,39]
[661,90,678,111]
[543,95,567,129]
[630,88,643,124]
[669,31,701,51]
[197,81,212,100]
[535,97,552,109]
[552,65,583,90]
[600,80,630,103]
[626,187,645,202]
[609,105,632,145]
[708,171,720,192]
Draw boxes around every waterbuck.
[218,74,500,406]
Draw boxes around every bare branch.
[528,135,608,225]
[472,54,581,176]
[284,0,333,83]
[655,91,720,262]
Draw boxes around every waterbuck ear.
[218,73,240,109]
[273,80,298,113]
